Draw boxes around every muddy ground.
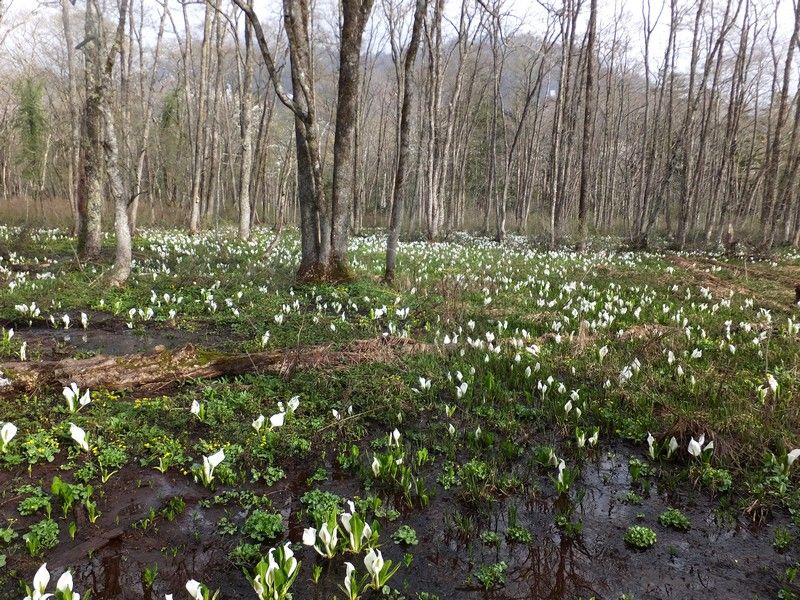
[0,315,225,360]
[1,443,795,600]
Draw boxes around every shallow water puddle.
[3,446,796,599]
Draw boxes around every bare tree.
[106,0,131,285]
[129,0,166,235]
[576,0,596,250]
[236,0,374,280]
[188,2,214,234]
[762,0,800,249]
[384,0,426,282]
[61,0,81,235]
[77,0,107,259]
[330,0,376,277]
[547,0,579,248]
[237,9,255,240]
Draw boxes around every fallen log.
[0,336,430,395]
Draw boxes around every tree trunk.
[77,0,106,261]
[385,0,426,283]
[106,1,131,286]
[238,15,255,240]
[130,0,166,236]
[61,0,81,236]
[188,3,213,234]
[577,0,597,250]
[329,0,375,278]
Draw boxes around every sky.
[1,0,797,76]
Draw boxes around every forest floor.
[1,226,800,600]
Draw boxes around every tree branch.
[230,0,304,118]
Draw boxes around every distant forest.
[0,0,799,270]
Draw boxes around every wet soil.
[1,445,796,600]
[16,327,209,359]
[1,313,226,360]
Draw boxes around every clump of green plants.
[392,525,418,546]
[700,467,732,494]
[143,565,159,590]
[161,496,186,521]
[305,467,328,485]
[480,531,501,547]
[371,441,432,507]
[300,489,342,524]
[23,519,59,556]
[437,462,458,489]
[337,444,361,471]
[217,516,238,536]
[457,459,494,503]
[506,526,534,544]
[0,526,17,544]
[243,510,284,542]
[658,508,690,531]
[622,490,643,505]
[628,459,652,486]
[17,485,51,517]
[50,476,92,518]
[251,465,286,486]
[624,525,656,549]
[230,542,262,567]
[200,489,271,511]
[147,433,188,473]
[555,514,584,538]
[96,440,128,482]
[778,564,799,600]
[474,561,507,590]
[22,430,59,465]
[774,527,794,552]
